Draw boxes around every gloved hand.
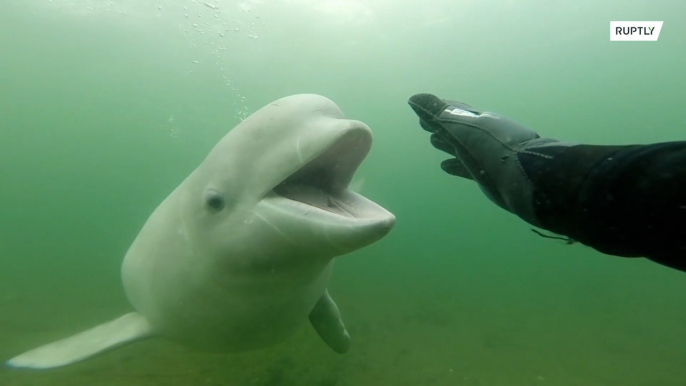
[407,93,554,221]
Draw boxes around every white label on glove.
[445,108,478,118]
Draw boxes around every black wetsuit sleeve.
[518,141,686,272]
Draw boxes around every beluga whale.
[7,94,396,369]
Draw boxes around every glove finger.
[440,158,474,180]
[408,93,448,122]
[419,118,441,133]
[430,133,458,157]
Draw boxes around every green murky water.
[1,1,685,385]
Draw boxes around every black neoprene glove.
[407,93,561,225]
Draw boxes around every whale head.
[175,94,395,279]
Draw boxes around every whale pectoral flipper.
[6,312,152,370]
[308,290,350,354]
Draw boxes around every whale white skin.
[6,94,395,369]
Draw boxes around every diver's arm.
[540,141,686,272]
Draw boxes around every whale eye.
[205,190,225,212]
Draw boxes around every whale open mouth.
[272,126,374,219]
